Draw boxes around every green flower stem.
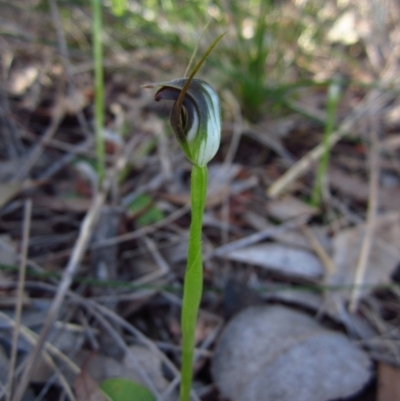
[92,0,105,184]
[180,164,208,401]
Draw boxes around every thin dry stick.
[87,306,162,399]
[269,51,400,200]
[47,0,91,136]
[39,138,93,181]
[208,215,309,260]
[267,111,362,198]
[267,89,395,199]
[13,103,65,182]
[0,311,79,401]
[85,301,185,401]
[92,204,190,249]
[349,117,380,313]
[359,301,400,361]
[12,125,139,400]
[3,279,181,401]
[11,191,105,401]
[6,199,32,401]
[0,311,80,374]
[220,90,243,250]
[134,236,170,285]
[300,224,337,275]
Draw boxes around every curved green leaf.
[100,378,156,401]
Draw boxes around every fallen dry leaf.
[325,212,400,313]
[74,368,110,401]
[329,168,400,211]
[377,362,400,401]
[224,243,324,280]
[266,195,318,221]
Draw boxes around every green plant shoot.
[311,79,341,206]
[92,0,105,184]
[144,33,224,401]
[110,0,127,16]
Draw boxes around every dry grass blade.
[0,311,79,401]
[13,102,65,182]
[0,311,80,374]
[268,65,398,199]
[47,0,90,136]
[6,199,31,401]
[133,236,170,285]
[220,90,243,249]
[85,307,162,399]
[349,115,380,313]
[80,299,181,401]
[11,191,105,401]
[300,224,336,275]
[7,278,180,401]
[209,215,309,259]
[267,107,367,199]
[91,205,190,249]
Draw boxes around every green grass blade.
[92,0,105,184]
[311,79,341,206]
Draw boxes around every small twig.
[269,52,399,199]
[0,311,80,374]
[208,215,309,260]
[13,103,65,182]
[267,111,361,199]
[300,224,336,275]
[349,116,380,313]
[88,306,162,399]
[267,90,394,199]
[135,236,170,285]
[84,300,182,401]
[122,174,166,206]
[47,0,91,137]
[11,191,105,401]
[6,199,31,401]
[92,204,190,249]
[219,90,243,250]
[38,138,93,181]
[1,280,181,400]
[0,311,78,401]
[0,54,25,158]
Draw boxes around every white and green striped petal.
[147,78,221,167]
